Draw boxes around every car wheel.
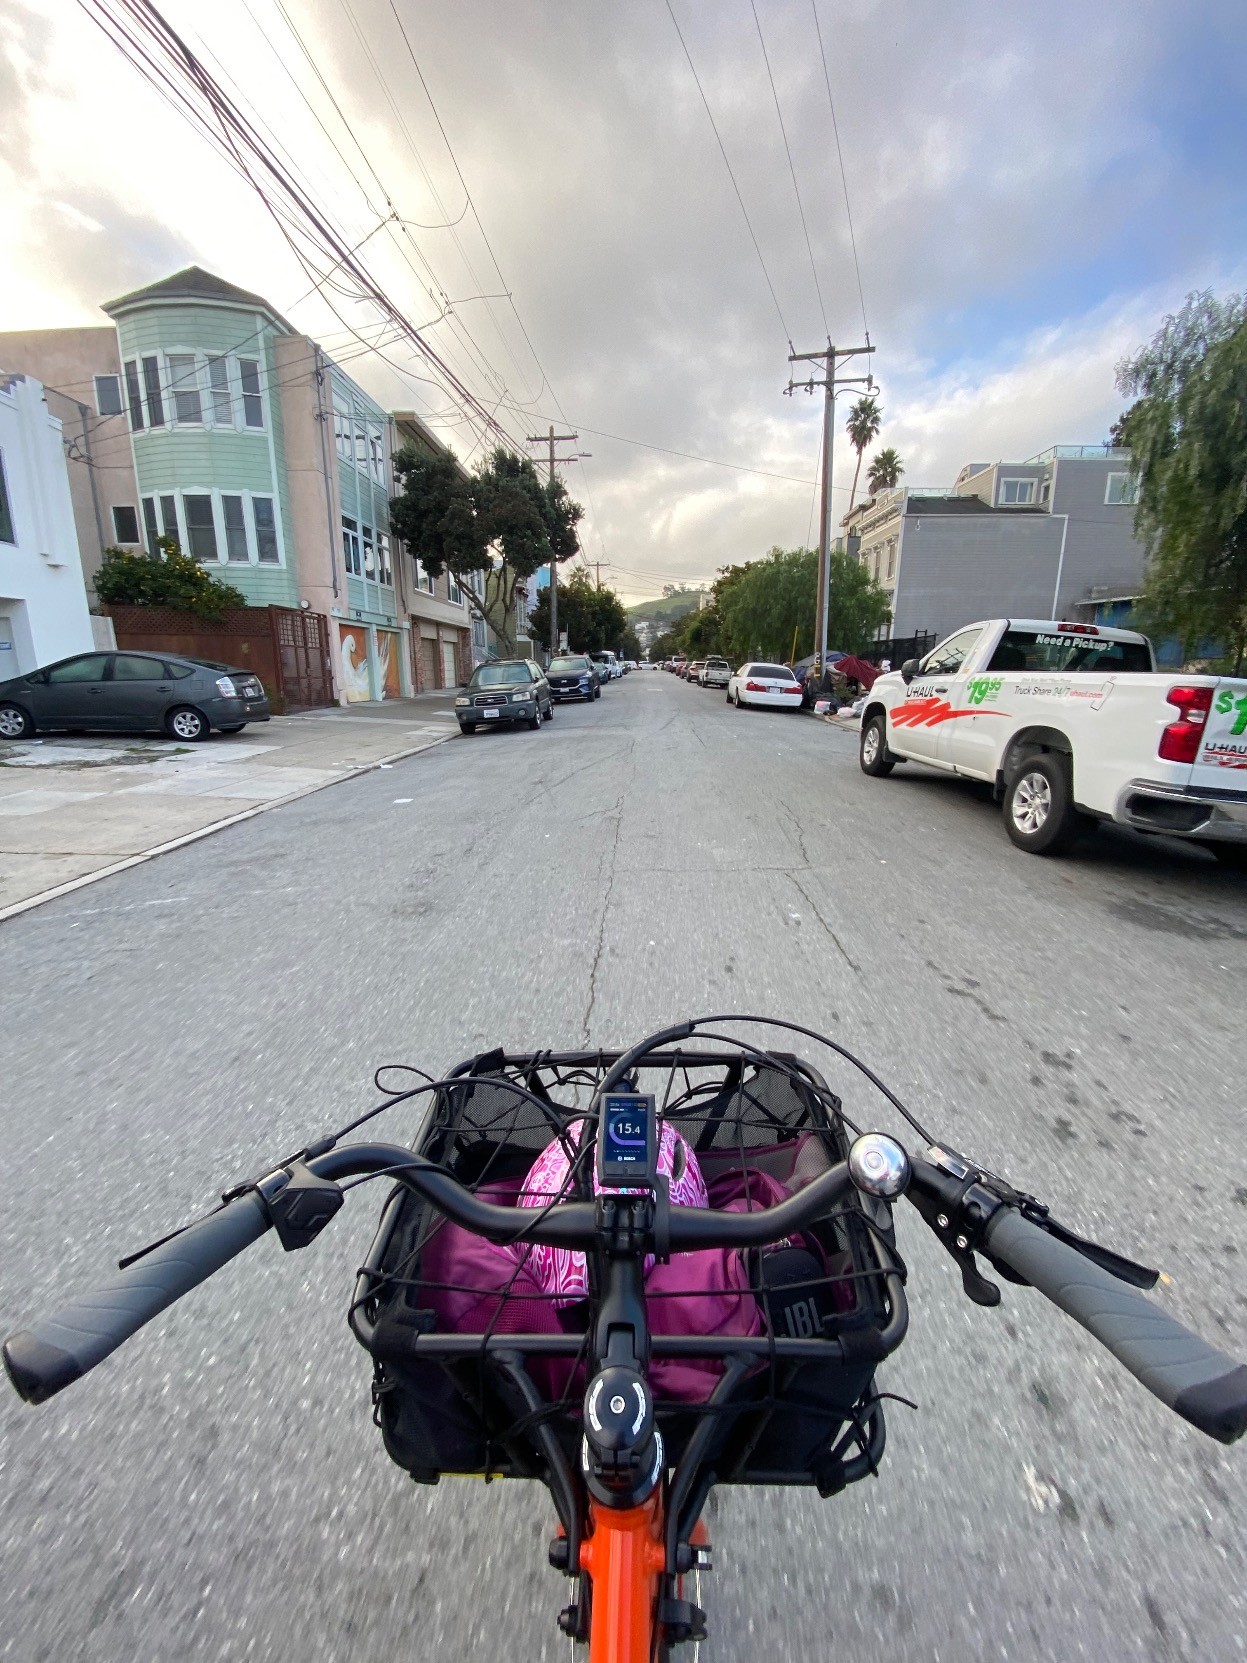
[165,706,211,742]
[459,722,477,735]
[528,705,543,731]
[544,699,554,720]
[732,688,742,708]
[218,724,246,734]
[859,714,896,777]
[1003,753,1079,855]
[594,686,601,699]
[0,702,34,740]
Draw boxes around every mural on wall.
[377,629,401,699]
[339,624,372,703]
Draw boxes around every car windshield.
[549,657,590,674]
[749,664,795,681]
[471,663,531,687]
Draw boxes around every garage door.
[441,640,457,688]
[421,637,438,690]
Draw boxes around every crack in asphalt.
[583,787,626,1045]
[786,871,862,974]
[780,798,814,868]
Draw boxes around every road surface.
[2,670,1244,1660]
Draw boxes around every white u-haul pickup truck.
[859,618,1247,861]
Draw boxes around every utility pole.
[526,424,578,655]
[785,342,875,676]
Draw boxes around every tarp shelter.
[830,654,881,690]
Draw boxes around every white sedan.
[726,662,805,709]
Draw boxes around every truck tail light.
[1158,685,1212,762]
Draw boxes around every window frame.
[0,449,15,544]
[94,374,123,417]
[237,357,265,429]
[166,352,204,425]
[447,571,464,606]
[341,515,362,578]
[1105,472,1140,507]
[999,477,1037,505]
[124,360,145,431]
[206,355,233,425]
[333,396,352,460]
[140,355,164,427]
[110,504,141,545]
[413,556,435,595]
[252,496,280,565]
[221,493,250,562]
[920,626,984,678]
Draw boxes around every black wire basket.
[351,1046,905,1495]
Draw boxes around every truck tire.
[1003,753,1079,854]
[859,714,896,777]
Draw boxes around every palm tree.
[845,396,882,510]
[866,448,904,495]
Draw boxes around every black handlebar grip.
[985,1208,1247,1444]
[3,1193,271,1405]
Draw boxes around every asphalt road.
[2,670,1244,1662]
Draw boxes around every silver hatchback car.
[0,650,271,742]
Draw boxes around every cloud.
[3,0,1245,597]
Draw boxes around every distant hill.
[626,590,703,623]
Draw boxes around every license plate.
[483,708,499,719]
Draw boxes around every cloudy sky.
[4,0,1246,600]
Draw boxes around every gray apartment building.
[843,445,1144,643]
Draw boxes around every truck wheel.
[859,714,896,777]
[1003,753,1079,854]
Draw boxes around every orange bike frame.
[579,1492,667,1663]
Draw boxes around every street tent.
[829,654,881,690]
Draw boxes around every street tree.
[528,566,627,654]
[389,444,582,656]
[845,396,882,509]
[713,546,890,663]
[866,448,904,494]
[1115,291,1247,670]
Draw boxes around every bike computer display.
[596,1093,658,1187]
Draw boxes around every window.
[414,557,434,594]
[333,398,351,459]
[0,452,14,544]
[183,494,218,562]
[376,531,392,586]
[141,356,164,426]
[447,571,463,605]
[167,354,202,424]
[986,628,1152,675]
[142,496,160,552]
[207,357,232,424]
[253,497,279,564]
[238,358,264,428]
[1106,472,1140,506]
[886,540,896,580]
[94,374,123,416]
[222,494,249,562]
[999,478,1036,505]
[368,425,385,483]
[341,515,361,577]
[112,654,169,682]
[124,360,145,430]
[361,524,377,580]
[111,505,140,544]
[46,654,110,683]
[921,627,983,677]
[159,495,178,547]
[354,425,369,471]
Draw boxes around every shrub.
[95,536,248,619]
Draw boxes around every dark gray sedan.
[0,650,271,743]
[455,658,553,734]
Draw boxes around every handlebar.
[984,1208,1247,1445]
[2,1142,860,1405]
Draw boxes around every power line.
[810,0,868,342]
[663,0,793,348]
[750,0,827,335]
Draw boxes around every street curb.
[0,731,454,925]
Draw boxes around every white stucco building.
[0,373,95,676]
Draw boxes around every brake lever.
[906,1147,1159,1307]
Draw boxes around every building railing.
[1025,444,1129,463]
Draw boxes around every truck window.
[986,630,1152,674]
[920,628,982,677]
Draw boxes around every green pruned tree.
[94,537,247,618]
[866,448,904,494]
[845,395,882,510]
[528,566,627,655]
[390,444,583,656]
[712,545,890,663]
[1115,291,1247,671]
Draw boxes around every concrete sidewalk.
[0,695,459,917]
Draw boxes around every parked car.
[699,657,731,688]
[588,650,622,682]
[455,659,553,734]
[546,654,600,703]
[684,661,706,683]
[669,657,686,675]
[727,662,805,709]
[0,649,271,742]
